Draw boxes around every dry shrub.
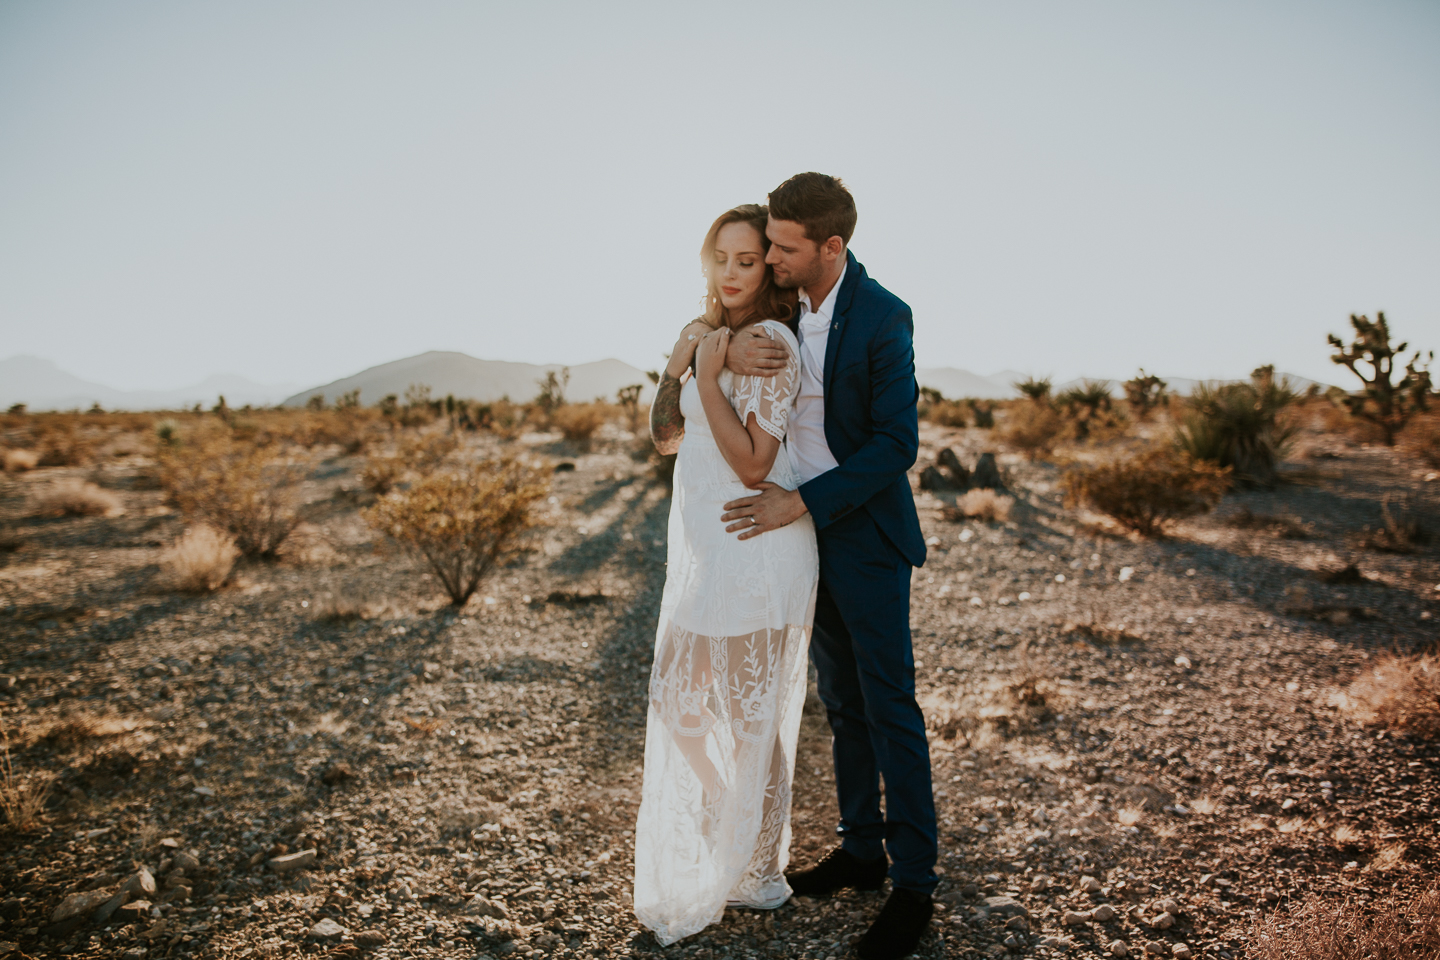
[955,488,1014,523]
[1224,506,1310,539]
[551,403,609,446]
[160,436,308,559]
[360,432,459,495]
[486,399,529,441]
[1063,448,1231,537]
[1339,652,1440,737]
[1249,888,1440,959]
[364,458,549,605]
[1360,496,1431,554]
[276,522,338,566]
[32,478,123,518]
[1,724,52,832]
[159,525,239,592]
[3,448,38,472]
[1000,402,1064,460]
[1401,413,1440,468]
[922,399,969,428]
[313,587,384,621]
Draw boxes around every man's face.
[764,218,825,291]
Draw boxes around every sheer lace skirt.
[633,446,818,945]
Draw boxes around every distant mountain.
[0,355,299,411]
[282,351,656,407]
[915,363,1340,401]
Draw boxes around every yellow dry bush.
[1000,402,1064,460]
[32,479,123,518]
[551,403,610,446]
[1340,652,1440,738]
[360,431,459,494]
[1063,448,1230,537]
[956,488,1013,523]
[1402,413,1440,468]
[364,458,549,606]
[3,449,38,472]
[159,525,239,592]
[1,723,52,832]
[159,436,308,559]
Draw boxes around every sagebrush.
[160,435,309,559]
[1064,448,1231,536]
[364,458,550,605]
[159,525,240,592]
[1001,402,1064,460]
[1340,652,1440,738]
[32,479,123,518]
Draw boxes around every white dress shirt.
[790,262,845,484]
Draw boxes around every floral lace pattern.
[633,321,818,945]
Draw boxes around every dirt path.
[0,424,1435,959]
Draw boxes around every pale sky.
[1,1,1437,393]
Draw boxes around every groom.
[723,172,936,960]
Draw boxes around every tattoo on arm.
[649,371,684,455]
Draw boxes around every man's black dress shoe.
[855,888,932,960]
[785,845,888,896]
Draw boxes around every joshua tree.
[1175,367,1300,487]
[535,368,570,414]
[616,383,644,433]
[1123,370,1169,420]
[1056,380,1115,441]
[1328,312,1433,445]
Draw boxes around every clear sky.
[1,1,1437,392]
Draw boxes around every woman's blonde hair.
[700,204,797,332]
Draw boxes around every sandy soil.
[0,421,1436,960]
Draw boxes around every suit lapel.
[822,250,862,395]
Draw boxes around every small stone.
[980,896,1029,919]
[463,895,509,920]
[159,838,180,849]
[1144,943,1169,956]
[1037,936,1072,950]
[1172,946,1193,960]
[1092,904,1117,922]
[1149,912,1175,930]
[1030,874,1051,892]
[309,918,347,940]
[962,883,979,898]
[1080,876,1103,894]
[355,930,387,947]
[1063,910,1091,926]
[120,950,147,960]
[1031,808,1049,824]
[1108,941,1129,957]
[1155,898,1179,916]
[51,889,113,923]
[267,849,317,873]
[1263,887,1280,902]
[171,851,201,874]
[117,901,152,921]
[1004,916,1028,932]
[0,943,17,957]
[158,885,191,904]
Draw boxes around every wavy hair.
[699,204,797,333]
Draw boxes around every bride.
[633,204,818,944]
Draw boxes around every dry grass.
[1338,652,1440,737]
[312,587,384,621]
[1401,413,1440,468]
[954,488,1014,523]
[3,448,38,472]
[1359,496,1431,554]
[32,478,124,518]
[1190,795,1222,816]
[1115,806,1145,827]
[276,522,338,566]
[1,723,52,832]
[159,525,239,592]
[1248,887,1440,959]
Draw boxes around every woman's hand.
[695,326,731,381]
[665,320,714,379]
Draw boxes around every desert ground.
[1,408,1437,960]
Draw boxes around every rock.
[463,895,510,920]
[1149,912,1175,930]
[1144,943,1169,956]
[1264,887,1280,902]
[980,896,1029,919]
[171,851,201,874]
[972,453,1002,489]
[310,918,347,939]
[158,885,190,904]
[0,900,19,921]
[1172,946,1193,960]
[355,930,388,947]
[1080,876,1103,894]
[938,449,970,488]
[1004,916,1028,932]
[1036,936,1072,950]
[919,466,954,492]
[961,883,979,898]
[117,901,152,922]
[1155,898,1179,916]
[1029,874,1051,893]
[1108,941,1129,957]
[1031,807,1049,824]
[1063,910,1091,926]
[267,849,318,872]
[0,943,16,957]
[1092,904,1117,922]
[321,761,356,785]
[51,888,113,923]
[120,950,147,960]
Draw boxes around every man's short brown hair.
[767,172,857,248]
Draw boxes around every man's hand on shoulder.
[726,327,787,378]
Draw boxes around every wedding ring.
[687,334,697,341]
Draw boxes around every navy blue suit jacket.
[797,250,926,569]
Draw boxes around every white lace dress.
[634,320,819,945]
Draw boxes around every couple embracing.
[633,173,937,960]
